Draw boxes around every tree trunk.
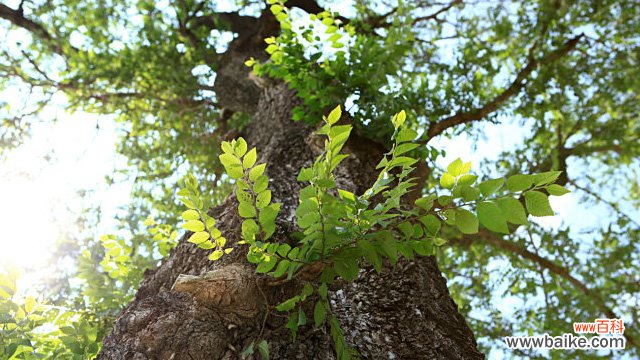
[98,14,483,360]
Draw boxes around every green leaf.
[433,237,447,246]
[288,247,300,260]
[506,174,533,192]
[338,189,356,202]
[277,243,291,257]
[396,128,418,143]
[250,163,267,181]
[227,164,244,179]
[447,158,464,176]
[335,259,358,281]
[460,185,481,202]
[524,191,555,216]
[256,255,278,273]
[327,105,341,125]
[392,110,406,128]
[236,189,253,204]
[235,138,248,157]
[188,231,210,244]
[181,209,200,220]
[438,195,452,206]
[299,185,316,199]
[415,196,434,211]
[477,201,509,234]
[298,212,319,228]
[302,282,314,297]
[270,4,283,14]
[389,156,417,168]
[219,153,241,168]
[216,237,226,248]
[259,203,281,232]
[256,190,272,209]
[182,220,205,232]
[546,184,570,196]
[533,171,562,186]
[329,124,351,139]
[314,301,326,327]
[378,237,398,266]
[316,178,335,188]
[197,240,215,250]
[318,283,328,299]
[357,240,381,272]
[440,173,455,189]
[455,209,479,234]
[209,250,224,261]
[394,143,419,155]
[497,197,528,225]
[60,326,76,335]
[398,221,415,238]
[457,174,478,186]
[330,154,349,170]
[239,202,257,218]
[272,259,290,277]
[419,214,441,235]
[254,175,269,193]
[221,141,234,155]
[243,148,257,168]
[479,178,504,196]
[257,340,270,360]
[242,219,259,240]
[276,296,300,311]
[297,168,313,182]
[286,311,299,340]
[411,240,434,256]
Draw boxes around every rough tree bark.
[98,12,483,360]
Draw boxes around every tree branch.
[411,0,462,25]
[0,3,65,55]
[425,34,584,141]
[189,12,258,34]
[452,230,638,348]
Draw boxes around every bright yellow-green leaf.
[440,173,455,189]
[182,220,204,232]
[243,148,257,168]
[447,158,464,176]
[249,163,267,181]
[235,137,248,157]
[181,209,200,221]
[327,105,341,125]
[188,231,210,244]
[392,110,407,128]
[209,250,224,261]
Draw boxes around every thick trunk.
[98,14,483,360]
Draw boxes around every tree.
[0,0,638,359]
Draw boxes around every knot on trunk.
[171,264,262,322]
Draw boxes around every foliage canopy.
[0,0,638,358]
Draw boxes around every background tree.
[0,0,638,359]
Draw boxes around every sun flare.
[0,178,59,269]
